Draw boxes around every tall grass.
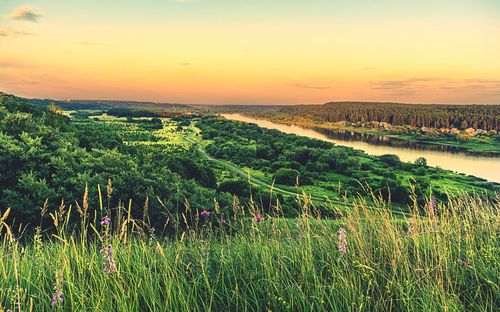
[0,188,498,311]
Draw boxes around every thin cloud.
[289,82,331,90]
[370,78,500,99]
[0,27,33,37]
[369,78,435,90]
[9,6,43,22]
[463,79,500,84]
[0,59,32,68]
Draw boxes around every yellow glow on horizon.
[1,5,499,104]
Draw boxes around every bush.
[414,157,428,167]
[273,168,300,185]
[380,154,401,167]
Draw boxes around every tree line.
[276,102,499,130]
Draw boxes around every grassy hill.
[0,92,498,310]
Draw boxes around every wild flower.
[255,214,264,222]
[50,275,64,306]
[101,216,111,226]
[220,218,226,225]
[338,227,347,254]
[100,243,117,274]
[200,210,210,217]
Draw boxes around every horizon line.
[3,91,500,107]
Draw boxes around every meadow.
[0,189,498,311]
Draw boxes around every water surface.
[222,113,500,183]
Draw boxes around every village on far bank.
[331,119,496,139]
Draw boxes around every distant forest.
[277,102,500,131]
[3,93,189,112]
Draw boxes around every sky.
[1,0,499,104]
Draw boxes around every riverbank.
[240,113,500,157]
[222,114,500,183]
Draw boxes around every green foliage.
[0,190,497,311]
[414,156,428,167]
[379,154,401,167]
[273,168,300,186]
[197,117,497,205]
[218,178,250,196]
[0,94,226,226]
[270,101,500,130]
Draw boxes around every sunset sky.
[1,0,499,104]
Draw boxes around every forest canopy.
[274,102,500,130]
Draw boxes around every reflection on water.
[316,128,481,154]
[222,113,500,183]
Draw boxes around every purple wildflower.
[255,214,264,222]
[338,227,347,254]
[101,216,111,226]
[100,243,117,274]
[50,275,64,307]
[220,218,226,225]
[200,210,210,217]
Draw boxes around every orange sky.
[1,1,499,104]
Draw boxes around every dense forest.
[0,94,233,227]
[273,102,500,130]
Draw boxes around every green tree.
[273,168,300,186]
[414,157,428,167]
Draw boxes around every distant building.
[465,128,476,135]
[379,122,392,130]
[474,129,488,136]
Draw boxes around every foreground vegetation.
[1,190,498,311]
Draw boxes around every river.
[221,113,500,183]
